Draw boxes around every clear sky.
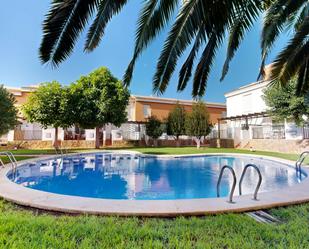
[0,1,288,103]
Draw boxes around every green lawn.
[0,146,308,248]
[0,156,34,164]
[0,148,83,155]
[126,147,303,162]
[0,200,308,248]
[0,147,303,162]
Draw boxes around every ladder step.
[246,210,281,224]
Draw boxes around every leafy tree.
[185,102,212,149]
[0,85,18,136]
[145,116,164,147]
[166,103,186,146]
[69,67,130,149]
[263,79,309,125]
[22,81,71,147]
[39,0,265,97]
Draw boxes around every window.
[143,105,151,118]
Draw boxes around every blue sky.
[0,1,288,103]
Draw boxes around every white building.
[223,80,305,145]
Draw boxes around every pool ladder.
[217,164,262,203]
[54,145,68,159]
[0,151,18,172]
[295,151,309,173]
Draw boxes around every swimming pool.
[1,152,309,216]
[7,152,306,200]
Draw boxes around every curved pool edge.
[0,151,309,217]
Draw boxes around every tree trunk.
[153,139,158,147]
[95,126,100,149]
[102,125,106,147]
[196,138,201,149]
[53,127,59,148]
[176,137,180,147]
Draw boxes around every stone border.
[0,151,309,217]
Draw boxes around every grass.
[0,148,85,155]
[0,156,33,164]
[125,147,303,162]
[0,200,308,248]
[0,147,304,162]
[0,146,308,248]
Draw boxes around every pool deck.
[0,151,309,217]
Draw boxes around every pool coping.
[0,151,309,217]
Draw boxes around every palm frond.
[40,0,98,66]
[152,0,203,95]
[296,60,309,94]
[270,16,309,85]
[192,31,223,97]
[295,3,309,31]
[85,0,128,52]
[260,0,307,77]
[177,23,207,92]
[220,0,261,81]
[123,0,178,86]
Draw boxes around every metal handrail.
[295,151,309,172]
[217,165,237,203]
[239,164,262,200]
[54,145,67,159]
[0,151,18,171]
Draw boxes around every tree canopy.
[260,0,309,93]
[39,0,265,97]
[185,102,212,148]
[22,81,71,146]
[69,67,130,148]
[166,103,186,142]
[263,79,309,124]
[40,1,309,97]
[145,116,164,146]
[0,85,18,136]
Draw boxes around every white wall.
[7,130,14,142]
[285,121,303,140]
[42,127,64,141]
[225,82,269,117]
[85,129,96,141]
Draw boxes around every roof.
[224,64,273,98]
[131,95,226,108]
[4,85,39,93]
[3,85,226,108]
[224,80,270,98]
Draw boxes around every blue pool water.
[8,153,306,200]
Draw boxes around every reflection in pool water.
[8,153,306,200]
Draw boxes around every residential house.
[221,66,308,152]
[1,85,226,146]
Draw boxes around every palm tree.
[260,0,309,94]
[40,0,263,97]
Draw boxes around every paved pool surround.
[0,151,308,217]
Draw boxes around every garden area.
[0,199,308,248]
[0,147,308,248]
[1,0,309,247]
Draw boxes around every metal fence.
[251,124,285,139]
[14,130,42,140]
[303,126,309,139]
